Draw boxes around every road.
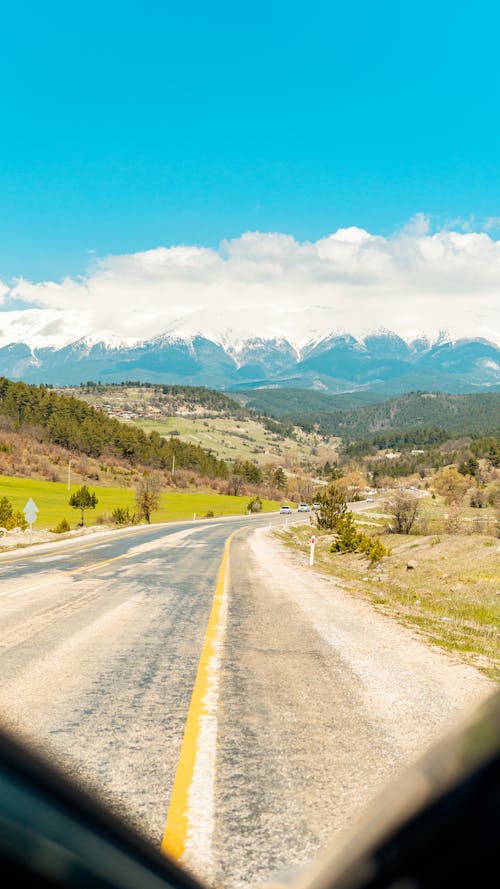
[0,510,494,889]
[0,513,298,880]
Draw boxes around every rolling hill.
[238,389,500,440]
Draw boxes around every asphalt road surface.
[0,514,294,883]
[0,511,493,889]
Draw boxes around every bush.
[95,512,112,525]
[111,507,137,526]
[51,518,70,534]
[330,511,390,564]
[204,510,214,518]
[386,487,420,534]
[247,497,262,513]
[0,496,28,530]
[470,487,486,508]
[366,537,390,565]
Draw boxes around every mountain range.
[0,330,498,395]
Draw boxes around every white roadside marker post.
[310,534,316,566]
[23,498,39,546]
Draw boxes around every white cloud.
[2,223,499,348]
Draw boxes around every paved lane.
[0,517,274,844]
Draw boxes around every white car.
[297,503,310,512]
[279,505,293,514]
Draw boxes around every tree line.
[0,378,228,479]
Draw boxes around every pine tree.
[69,486,98,526]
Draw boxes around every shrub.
[51,518,70,534]
[330,511,390,564]
[111,507,137,526]
[366,537,390,565]
[0,496,28,530]
[95,512,113,525]
[470,487,486,508]
[386,487,420,534]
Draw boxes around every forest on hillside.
[0,378,229,479]
[242,389,500,440]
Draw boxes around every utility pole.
[172,454,175,477]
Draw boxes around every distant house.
[385,451,401,460]
[411,449,425,455]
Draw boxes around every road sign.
[23,498,39,544]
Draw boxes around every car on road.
[297,503,310,512]
[312,502,320,510]
[279,505,293,514]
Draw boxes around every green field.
[0,475,283,529]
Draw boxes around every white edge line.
[180,559,230,882]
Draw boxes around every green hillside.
[0,378,229,479]
[236,388,385,415]
[60,382,338,467]
[239,389,500,440]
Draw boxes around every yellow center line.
[161,529,237,862]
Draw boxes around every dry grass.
[137,415,339,468]
[279,524,500,680]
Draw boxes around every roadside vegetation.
[0,475,282,536]
[280,522,499,680]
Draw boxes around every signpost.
[309,534,316,566]
[23,498,39,545]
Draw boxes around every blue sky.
[1,0,500,283]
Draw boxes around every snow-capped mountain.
[0,327,498,393]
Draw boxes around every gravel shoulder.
[251,527,494,759]
[214,526,495,889]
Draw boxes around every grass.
[0,475,282,530]
[363,493,498,536]
[66,383,340,467]
[136,416,339,466]
[279,523,500,680]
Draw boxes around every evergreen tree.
[273,467,287,490]
[69,486,98,526]
[314,484,348,530]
